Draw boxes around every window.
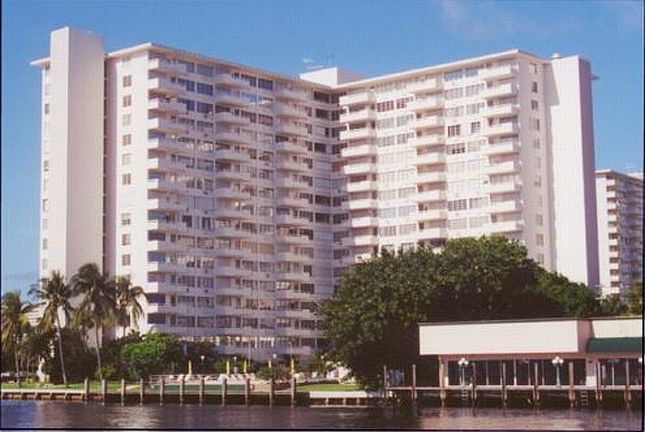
[122,173,131,185]
[376,101,395,112]
[122,134,131,146]
[531,63,538,74]
[196,82,214,95]
[447,199,468,211]
[535,214,543,226]
[122,153,131,165]
[122,114,131,126]
[536,234,544,246]
[531,100,539,110]
[123,75,132,87]
[378,226,397,236]
[447,125,461,137]
[42,199,49,212]
[44,104,50,115]
[530,118,540,131]
[123,95,132,107]
[446,143,466,154]
[122,234,131,246]
[470,122,480,134]
[42,239,48,250]
[42,218,48,229]
[43,160,50,172]
[445,88,463,100]
[122,254,131,266]
[196,64,214,77]
[121,213,131,226]
[258,78,273,90]
[531,82,538,93]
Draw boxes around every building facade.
[595,170,643,298]
[33,27,599,360]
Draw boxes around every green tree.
[1,291,35,386]
[114,276,144,339]
[71,263,117,382]
[626,280,643,315]
[121,333,184,379]
[42,328,96,383]
[319,236,605,387]
[30,271,74,387]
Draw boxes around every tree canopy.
[318,236,613,387]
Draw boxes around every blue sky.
[1,0,643,295]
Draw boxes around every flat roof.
[418,315,643,327]
[595,169,644,183]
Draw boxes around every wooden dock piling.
[199,377,205,405]
[269,377,275,406]
[411,364,417,403]
[290,377,296,406]
[101,379,107,405]
[221,378,227,406]
[471,363,477,406]
[159,377,165,406]
[533,363,540,407]
[624,361,631,408]
[179,376,185,405]
[244,378,251,405]
[501,363,507,409]
[83,378,89,402]
[120,379,126,405]
[439,361,446,407]
[139,378,144,405]
[568,362,575,408]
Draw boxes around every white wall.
[545,56,599,287]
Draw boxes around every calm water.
[1,400,642,430]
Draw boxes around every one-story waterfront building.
[419,316,643,387]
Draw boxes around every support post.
[624,360,631,408]
[120,378,126,405]
[159,377,165,406]
[439,360,446,407]
[199,376,205,406]
[101,379,107,405]
[290,376,297,407]
[221,378,227,406]
[501,362,507,409]
[568,361,575,408]
[382,365,388,407]
[471,363,477,407]
[244,377,251,406]
[83,378,89,403]
[412,364,417,403]
[595,362,603,407]
[139,378,144,405]
[533,363,540,408]
[179,376,185,405]
[269,377,275,407]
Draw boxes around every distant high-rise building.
[595,170,643,297]
[32,27,600,360]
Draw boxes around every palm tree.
[114,276,145,339]
[29,271,74,387]
[1,291,35,387]
[71,263,116,381]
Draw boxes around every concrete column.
[471,363,477,406]
[568,362,575,408]
[221,378,227,406]
[501,363,507,409]
[439,359,446,407]
[120,378,126,405]
[533,363,540,407]
[624,360,631,408]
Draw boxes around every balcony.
[147,261,181,273]
[479,65,518,81]
[341,144,376,158]
[215,131,252,146]
[215,226,253,238]
[346,180,376,193]
[408,97,444,112]
[484,181,522,194]
[416,171,447,183]
[148,117,186,135]
[275,159,311,172]
[148,58,187,75]
[342,235,378,247]
[213,74,249,88]
[214,248,245,258]
[273,105,307,119]
[485,220,524,233]
[412,115,444,130]
[349,216,379,228]
[484,122,520,137]
[275,177,310,189]
[343,162,376,175]
[213,188,251,200]
[275,214,311,226]
[274,88,309,102]
[148,198,188,212]
[489,200,522,213]
[417,209,447,221]
[414,152,446,166]
[148,137,190,153]
[275,252,314,263]
[416,190,446,202]
[215,169,251,182]
[148,98,186,114]
[484,160,521,175]
[274,271,312,282]
[343,198,378,210]
[339,127,376,141]
[339,92,375,106]
[217,267,252,278]
[212,148,249,162]
[215,207,254,220]
[482,140,521,155]
[214,93,249,107]
[406,78,443,94]
[411,134,445,148]
[482,83,518,99]
[147,179,187,194]
[277,196,310,207]
[276,235,312,245]
[418,227,448,239]
[214,111,250,125]
[481,103,519,118]
[275,123,308,137]
[148,77,183,95]
[274,141,309,154]
[339,108,375,124]
[147,158,181,173]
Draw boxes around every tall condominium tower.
[33,27,599,360]
[595,170,643,298]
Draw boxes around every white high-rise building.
[32,27,600,360]
[595,170,643,298]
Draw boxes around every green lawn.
[297,383,363,392]
[2,381,126,391]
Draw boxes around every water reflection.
[1,401,642,430]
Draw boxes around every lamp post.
[200,355,205,373]
[287,341,295,377]
[552,356,564,387]
[458,358,469,386]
